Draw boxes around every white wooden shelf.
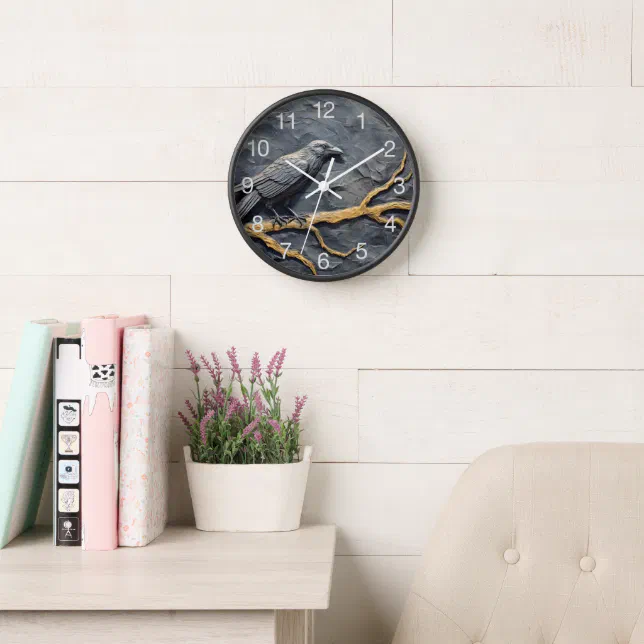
[0,525,336,611]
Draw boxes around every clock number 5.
[356,243,367,260]
[314,101,335,119]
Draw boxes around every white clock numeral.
[249,139,270,157]
[278,112,295,130]
[318,252,330,270]
[384,140,396,158]
[394,177,405,194]
[280,242,292,258]
[314,101,335,119]
[252,215,264,232]
[241,177,254,194]
[385,216,396,232]
[357,112,365,129]
[356,242,367,260]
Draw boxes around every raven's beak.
[330,146,343,156]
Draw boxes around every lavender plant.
[180,347,307,465]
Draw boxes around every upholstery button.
[503,548,520,565]
[580,556,596,572]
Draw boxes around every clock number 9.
[318,253,330,270]
[384,140,396,158]
[241,177,254,194]
[277,112,295,130]
[356,243,367,260]
[249,139,269,157]
[314,101,335,119]
[252,215,264,232]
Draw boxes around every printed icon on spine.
[58,431,80,455]
[58,401,80,427]
[58,517,80,541]
[58,460,80,485]
[58,488,80,513]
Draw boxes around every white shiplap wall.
[1,1,643,642]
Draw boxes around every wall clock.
[228,89,420,281]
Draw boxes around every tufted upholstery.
[393,443,644,644]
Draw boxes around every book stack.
[0,316,174,550]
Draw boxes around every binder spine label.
[54,338,83,547]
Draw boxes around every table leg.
[275,610,314,643]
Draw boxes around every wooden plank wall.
[1,1,644,642]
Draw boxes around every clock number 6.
[318,253,330,270]
[356,243,367,260]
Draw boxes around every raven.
[234,140,343,223]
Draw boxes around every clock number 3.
[394,177,406,194]
[314,101,335,119]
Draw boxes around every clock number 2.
[314,101,335,119]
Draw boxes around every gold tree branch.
[244,153,413,274]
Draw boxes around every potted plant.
[179,346,311,532]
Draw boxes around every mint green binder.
[0,320,78,548]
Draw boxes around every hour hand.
[284,160,342,199]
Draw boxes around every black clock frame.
[227,89,421,282]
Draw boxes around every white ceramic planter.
[183,445,313,532]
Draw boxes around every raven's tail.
[236,190,261,219]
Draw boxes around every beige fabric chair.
[394,443,644,644]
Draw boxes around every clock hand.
[305,147,385,199]
[300,158,335,254]
[284,159,342,200]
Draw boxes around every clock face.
[228,90,420,281]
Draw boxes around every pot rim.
[183,444,313,467]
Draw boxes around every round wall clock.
[228,89,420,281]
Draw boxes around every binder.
[53,337,85,546]
[118,325,174,546]
[0,319,77,548]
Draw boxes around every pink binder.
[80,314,145,551]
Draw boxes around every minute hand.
[305,147,385,199]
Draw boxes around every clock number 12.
[314,101,335,119]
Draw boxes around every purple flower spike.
[185,399,197,419]
[254,391,266,415]
[200,410,214,446]
[226,346,242,381]
[275,348,287,377]
[253,430,263,442]
[267,419,281,434]
[178,410,191,432]
[211,352,223,386]
[291,394,308,424]
[200,354,218,383]
[242,417,259,437]
[185,349,200,376]
[225,397,240,421]
[250,351,263,384]
[265,349,279,379]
